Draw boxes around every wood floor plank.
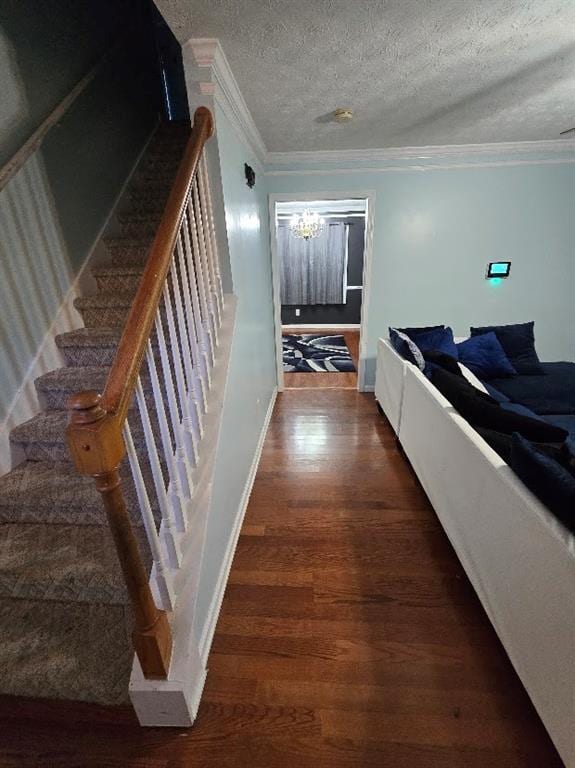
[0,390,563,767]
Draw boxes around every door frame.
[268,190,376,392]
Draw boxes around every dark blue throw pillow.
[389,328,425,370]
[470,321,544,375]
[457,332,517,379]
[413,327,458,359]
[397,325,445,338]
[511,433,575,531]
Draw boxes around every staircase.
[0,122,191,705]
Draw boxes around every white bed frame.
[376,337,575,767]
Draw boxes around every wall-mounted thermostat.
[486,261,511,279]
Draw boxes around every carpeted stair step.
[11,411,79,461]
[74,293,135,329]
[126,194,170,216]
[0,597,133,705]
[0,460,159,527]
[11,402,159,463]
[35,366,110,410]
[0,522,150,605]
[128,177,173,201]
[56,328,121,367]
[117,211,162,238]
[104,235,152,266]
[91,264,145,295]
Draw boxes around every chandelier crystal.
[289,210,325,240]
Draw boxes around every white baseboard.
[198,385,278,662]
[0,120,158,477]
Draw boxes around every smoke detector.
[333,108,353,123]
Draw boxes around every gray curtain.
[278,222,347,305]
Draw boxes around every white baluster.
[198,152,224,320]
[169,261,204,436]
[164,282,201,466]
[191,177,218,345]
[190,186,218,353]
[181,209,213,389]
[153,316,195,506]
[122,421,174,611]
[195,164,221,329]
[174,235,208,412]
[142,344,190,534]
[134,377,181,568]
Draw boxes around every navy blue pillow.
[388,328,425,370]
[511,433,575,530]
[413,327,458,359]
[397,325,445,338]
[470,322,543,375]
[457,332,517,379]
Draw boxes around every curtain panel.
[278,222,347,305]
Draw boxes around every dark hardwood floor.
[0,391,563,767]
[283,328,359,389]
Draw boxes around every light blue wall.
[267,160,575,385]
[193,105,277,634]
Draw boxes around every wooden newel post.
[67,391,172,679]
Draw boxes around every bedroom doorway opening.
[270,195,373,391]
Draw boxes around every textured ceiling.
[156,0,575,152]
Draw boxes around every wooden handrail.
[101,106,214,423]
[66,107,216,680]
[0,43,117,192]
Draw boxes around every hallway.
[0,391,563,767]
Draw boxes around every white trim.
[0,122,158,476]
[186,39,267,168]
[198,386,277,662]
[266,156,575,176]
[267,138,575,166]
[269,191,375,393]
[282,324,361,331]
[269,196,285,392]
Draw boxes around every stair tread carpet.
[0,598,133,705]
[0,460,158,526]
[0,523,137,605]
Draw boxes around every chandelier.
[289,210,325,240]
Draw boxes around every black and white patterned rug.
[282,334,356,373]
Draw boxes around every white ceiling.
[157,0,575,152]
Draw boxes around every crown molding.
[267,138,575,167]
[186,38,267,167]
[265,156,575,176]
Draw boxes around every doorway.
[269,193,375,391]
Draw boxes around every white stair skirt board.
[129,297,277,726]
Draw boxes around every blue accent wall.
[267,160,575,385]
